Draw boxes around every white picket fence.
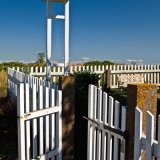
[87,85,126,160]
[8,68,62,160]
[13,64,160,88]
[8,67,58,97]
[17,83,62,160]
[134,107,160,160]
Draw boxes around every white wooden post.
[46,0,52,82]
[64,0,69,75]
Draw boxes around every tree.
[36,52,45,66]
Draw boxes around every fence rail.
[134,107,160,160]
[87,85,126,160]
[12,64,160,88]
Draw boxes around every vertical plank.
[92,86,97,160]
[113,101,120,160]
[96,89,102,160]
[101,92,108,160]
[146,111,154,160]
[87,85,94,160]
[157,115,160,159]
[56,90,62,160]
[107,96,114,160]
[32,84,37,158]
[120,106,127,160]
[17,83,25,160]
[50,88,55,160]
[134,107,142,160]
[25,83,31,160]
[38,85,44,156]
[45,87,50,154]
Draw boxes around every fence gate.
[87,85,126,160]
[17,83,62,160]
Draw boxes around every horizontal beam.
[18,106,60,120]
[48,15,65,19]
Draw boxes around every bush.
[69,70,100,159]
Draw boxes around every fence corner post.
[126,83,157,160]
[58,76,75,160]
[105,69,111,91]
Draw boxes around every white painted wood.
[134,107,142,160]
[25,83,31,160]
[32,84,37,158]
[46,0,52,81]
[50,88,56,160]
[120,106,126,160]
[113,101,120,160]
[87,85,94,160]
[13,69,62,160]
[157,115,160,159]
[17,83,25,160]
[103,92,108,124]
[146,111,154,160]
[64,0,69,75]
[45,87,49,155]
[102,92,108,160]
[107,96,114,160]
[38,85,44,156]
[96,89,102,160]
[56,90,62,160]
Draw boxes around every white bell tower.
[43,0,69,81]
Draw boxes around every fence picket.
[134,107,142,160]
[96,89,102,160]
[158,116,160,159]
[32,84,37,158]
[17,83,25,160]
[146,111,154,160]
[87,85,94,160]
[38,85,44,156]
[113,101,120,160]
[101,92,107,160]
[50,88,55,160]
[107,96,114,160]
[25,83,31,160]
[120,106,126,160]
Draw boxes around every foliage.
[84,60,114,66]
[69,70,100,110]
[69,70,100,159]
[0,62,25,71]
[36,52,45,66]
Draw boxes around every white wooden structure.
[8,68,62,160]
[14,64,160,88]
[8,67,58,97]
[134,107,160,159]
[87,85,126,160]
[42,0,70,81]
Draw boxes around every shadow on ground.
[0,96,18,160]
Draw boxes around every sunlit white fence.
[8,67,58,97]
[134,107,160,159]
[12,64,160,88]
[87,85,126,160]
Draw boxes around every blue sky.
[0,0,160,64]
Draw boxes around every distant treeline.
[84,60,115,66]
[0,60,117,72]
